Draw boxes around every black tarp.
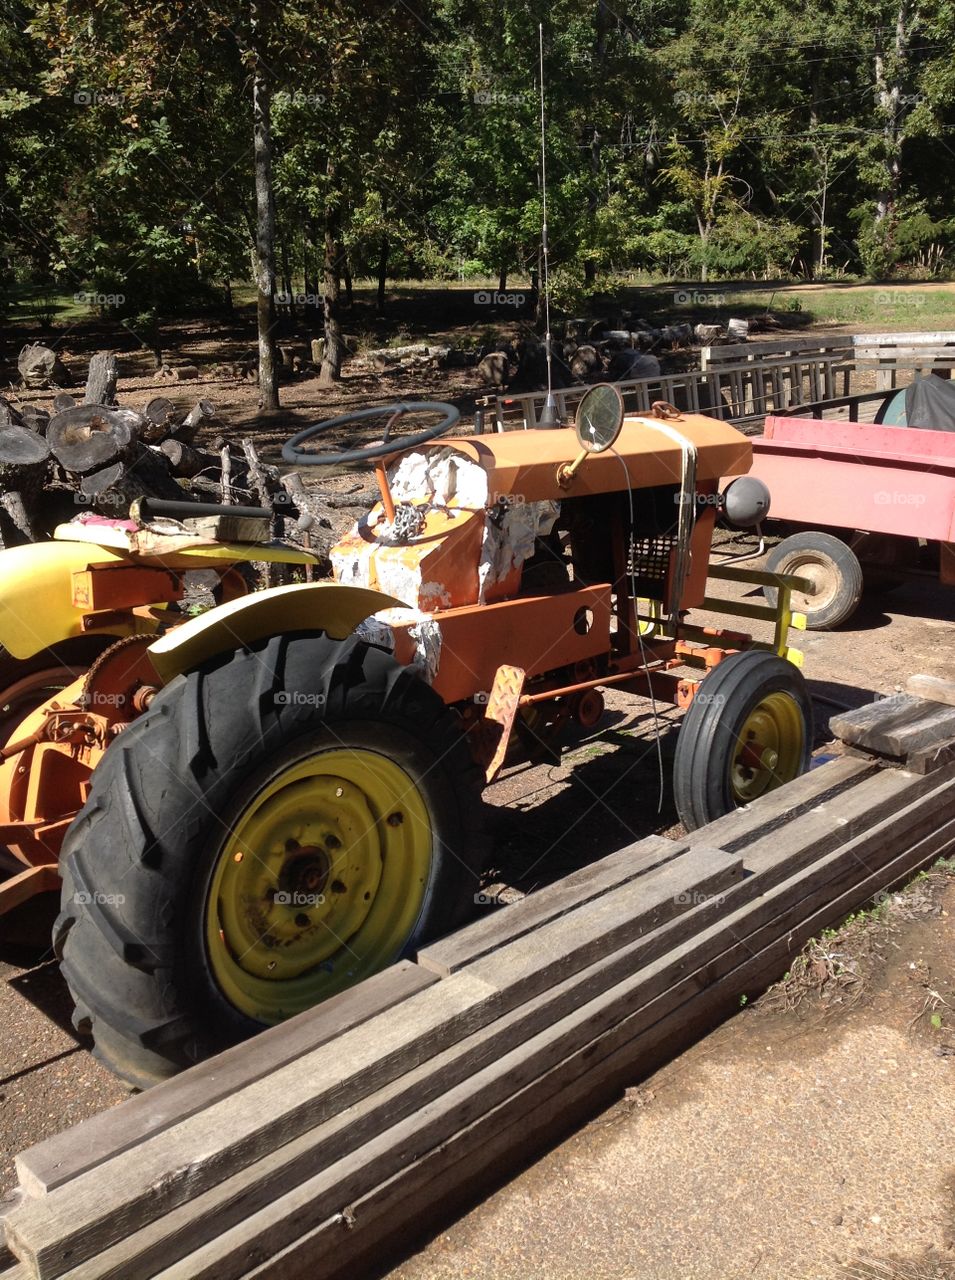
[904,374,955,431]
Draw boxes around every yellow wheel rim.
[730,692,805,804]
[205,748,433,1023]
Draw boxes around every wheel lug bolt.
[387,811,403,826]
[331,879,347,894]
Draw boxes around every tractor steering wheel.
[281,401,461,467]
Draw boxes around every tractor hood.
[442,412,751,502]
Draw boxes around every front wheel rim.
[730,692,805,803]
[204,747,433,1023]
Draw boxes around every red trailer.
[750,412,955,628]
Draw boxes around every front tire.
[673,651,812,831]
[54,632,486,1088]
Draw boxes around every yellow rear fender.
[0,541,147,660]
[147,582,402,684]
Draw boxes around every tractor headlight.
[719,475,771,528]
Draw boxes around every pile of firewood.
[0,351,304,548]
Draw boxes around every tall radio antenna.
[537,22,560,427]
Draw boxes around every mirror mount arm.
[556,449,588,489]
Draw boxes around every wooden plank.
[15,960,437,1199]
[4,849,742,1279]
[276,801,955,1280]
[906,673,955,708]
[153,772,955,1280]
[42,765,949,1280]
[4,972,503,1279]
[905,739,955,775]
[853,331,955,346]
[685,755,879,853]
[50,855,750,1280]
[419,833,683,976]
[830,696,955,758]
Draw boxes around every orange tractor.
[0,388,811,1086]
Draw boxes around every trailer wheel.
[54,631,486,1088]
[763,531,863,630]
[673,650,812,831]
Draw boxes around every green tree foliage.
[0,0,953,364]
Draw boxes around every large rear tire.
[54,632,486,1088]
[673,650,812,831]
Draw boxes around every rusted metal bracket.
[472,664,526,784]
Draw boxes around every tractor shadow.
[484,705,686,896]
[0,892,88,1052]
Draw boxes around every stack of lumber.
[4,691,955,1280]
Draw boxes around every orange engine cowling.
[0,636,160,874]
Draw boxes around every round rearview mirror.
[574,384,625,454]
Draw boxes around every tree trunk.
[85,351,119,405]
[18,343,68,389]
[319,175,345,386]
[343,257,353,309]
[376,234,389,314]
[280,234,295,323]
[47,405,136,474]
[304,217,321,326]
[872,0,912,250]
[498,264,508,293]
[159,438,227,479]
[251,0,279,411]
[0,425,50,494]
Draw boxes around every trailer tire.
[54,631,487,1089]
[673,650,812,831]
[763,531,863,630]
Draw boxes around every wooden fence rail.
[484,331,955,432]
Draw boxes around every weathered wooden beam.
[15,961,438,1199]
[5,847,742,1278]
[830,696,955,759]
